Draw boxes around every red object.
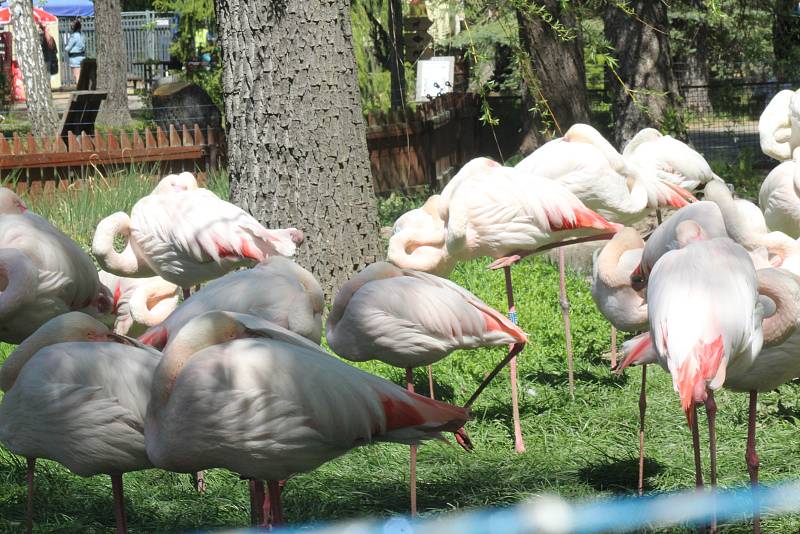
[0,7,58,24]
[10,59,24,102]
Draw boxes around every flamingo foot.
[488,254,526,270]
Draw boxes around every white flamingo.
[758,161,800,238]
[138,257,323,349]
[758,88,800,161]
[0,189,108,343]
[326,261,526,515]
[145,311,472,528]
[0,312,159,534]
[622,128,722,192]
[92,175,304,288]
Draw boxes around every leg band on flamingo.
[503,266,526,453]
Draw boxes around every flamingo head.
[152,172,199,194]
[0,187,27,214]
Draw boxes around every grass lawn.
[1,174,800,533]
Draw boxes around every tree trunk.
[9,0,58,138]
[217,0,383,297]
[516,1,590,154]
[603,1,682,147]
[95,0,132,126]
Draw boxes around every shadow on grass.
[578,456,665,493]
[524,367,628,389]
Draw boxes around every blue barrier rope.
[214,482,800,534]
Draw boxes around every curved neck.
[759,269,800,347]
[128,278,179,327]
[597,238,642,288]
[92,212,154,277]
[387,230,454,277]
[0,319,57,391]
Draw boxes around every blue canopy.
[33,0,94,17]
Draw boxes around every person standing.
[63,19,85,84]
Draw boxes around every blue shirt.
[64,31,85,56]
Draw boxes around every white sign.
[415,57,455,102]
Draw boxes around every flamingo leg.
[503,266,526,453]
[182,287,191,300]
[111,474,128,534]
[706,390,718,534]
[406,367,418,516]
[610,326,618,370]
[26,457,35,534]
[638,364,647,496]
[463,343,526,409]
[558,248,576,400]
[249,479,265,527]
[747,391,760,534]
[427,365,435,399]
[267,480,284,526]
[192,470,205,493]
[689,404,704,489]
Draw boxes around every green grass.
[2,176,800,532]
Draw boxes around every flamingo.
[0,189,108,343]
[150,171,200,194]
[622,128,723,193]
[625,233,764,532]
[758,88,800,161]
[138,257,323,349]
[620,266,800,533]
[0,312,158,534]
[92,176,304,288]
[515,124,694,402]
[97,271,180,336]
[387,194,456,277]
[758,161,800,238]
[704,179,800,263]
[145,310,472,528]
[326,261,526,515]
[389,157,621,450]
[0,187,27,214]
[515,124,695,225]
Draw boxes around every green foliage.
[376,191,427,227]
[709,148,766,200]
[153,0,214,63]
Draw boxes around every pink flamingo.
[388,157,621,452]
[622,128,723,193]
[0,312,159,534]
[621,264,800,533]
[145,311,471,528]
[326,261,526,515]
[98,270,180,336]
[92,174,304,289]
[0,189,108,343]
[138,256,323,349]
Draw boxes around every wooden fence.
[365,93,525,195]
[1,123,223,193]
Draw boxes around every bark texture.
[9,0,58,137]
[516,1,590,153]
[95,0,132,126]
[217,0,383,297]
[603,2,682,147]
